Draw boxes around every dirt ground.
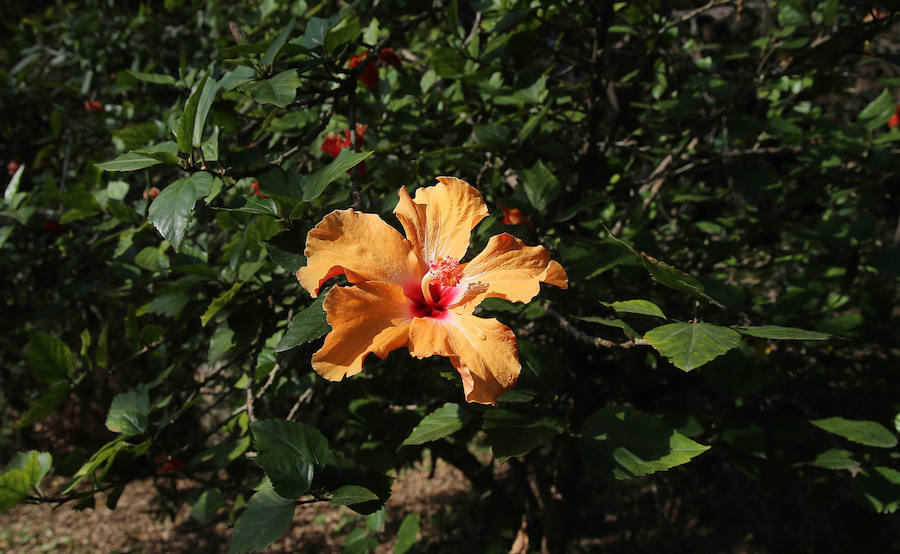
[0,458,476,554]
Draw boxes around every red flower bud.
[250,180,268,198]
[143,187,160,200]
[84,100,102,113]
[155,456,184,475]
[42,221,62,234]
[889,105,900,128]
[500,205,533,228]
[378,48,402,69]
[348,51,379,90]
[7,160,20,176]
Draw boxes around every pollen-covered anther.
[428,256,464,287]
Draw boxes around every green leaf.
[482,410,566,459]
[852,466,900,513]
[431,47,464,77]
[193,77,220,147]
[809,449,859,470]
[250,419,333,499]
[228,484,295,554]
[330,485,379,506]
[219,66,256,91]
[734,325,830,340]
[242,70,301,108]
[810,417,898,448]
[6,451,52,486]
[95,152,162,172]
[17,381,71,427]
[579,405,710,479]
[473,124,510,148]
[191,488,225,524]
[261,18,296,66]
[134,246,170,272]
[402,403,471,446]
[201,282,244,327]
[366,508,386,532]
[148,172,213,252]
[262,234,306,274]
[859,88,896,131]
[603,299,666,319]
[228,195,279,217]
[520,160,559,211]
[603,225,722,306]
[125,70,176,85]
[0,451,53,513]
[27,332,76,383]
[574,316,637,338]
[177,71,210,153]
[301,149,373,202]
[325,15,360,52]
[105,387,150,436]
[294,17,328,49]
[5,163,24,203]
[644,322,741,371]
[394,513,420,554]
[62,437,130,494]
[343,528,378,554]
[275,295,330,352]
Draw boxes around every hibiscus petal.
[542,260,568,289]
[312,282,411,380]
[453,233,567,310]
[297,209,423,297]
[408,313,520,405]
[394,177,488,264]
[393,186,427,263]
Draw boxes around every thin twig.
[287,388,314,420]
[544,303,649,349]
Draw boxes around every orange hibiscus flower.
[295,177,567,404]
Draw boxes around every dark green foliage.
[1,1,899,552]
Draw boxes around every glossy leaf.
[852,466,900,513]
[250,419,333,499]
[177,71,210,153]
[242,70,300,108]
[191,488,225,524]
[644,322,741,371]
[482,410,566,459]
[105,388,150,436]
[859,89,895,130]
[580,406,710,479]
[0,451,52,513]
[520,159,559,211]
[27,332,76,383]
[810,417,898,448]
[735,325,830,340]
[394,513,420,554]
[95,152,162,172]
[402,403,471,446]
[147,172,213,252]
[301,148,373,201]
[227,484,295,554]
[275,295,330,352]
[603,299,666,319]
[260,18,296,66]
[809,449,859,470]
[192,76,219,147]
[201,282,243,327]
[330,485,379,506]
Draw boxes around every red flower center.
[404,257,464,319]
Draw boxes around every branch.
[543,303,649,349]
